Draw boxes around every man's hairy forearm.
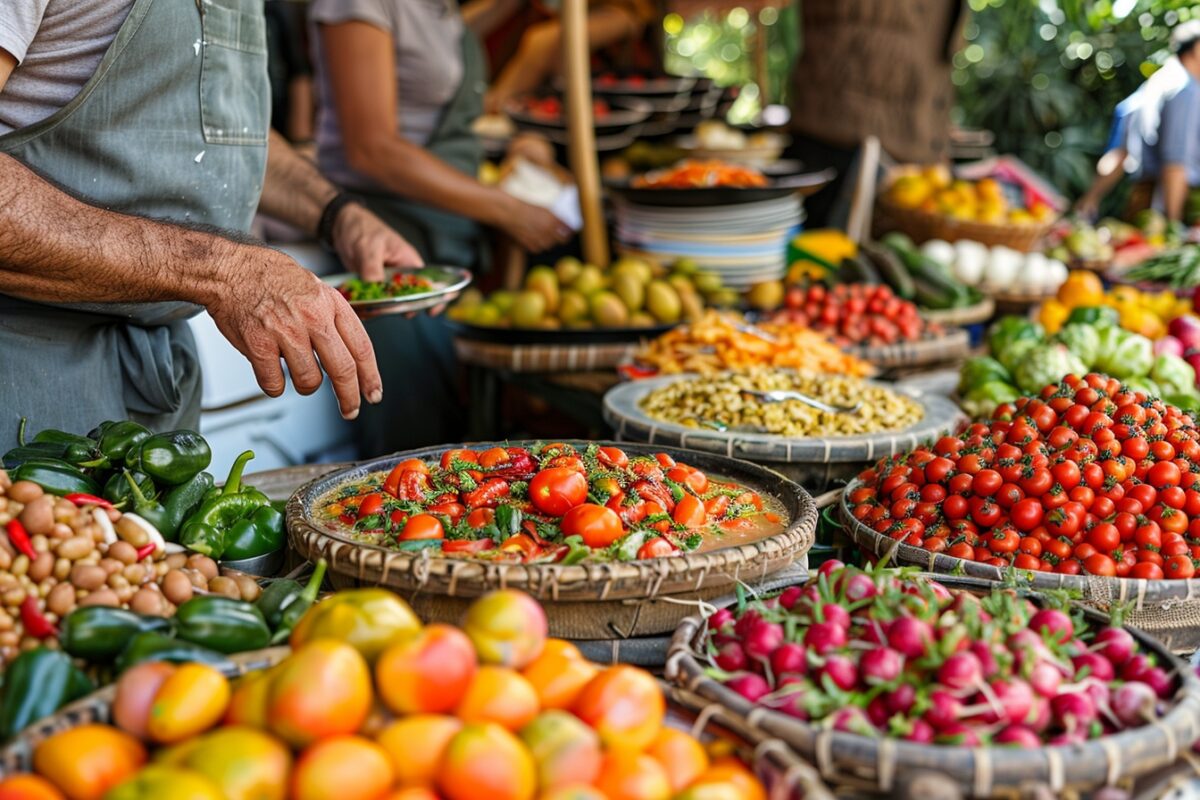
[258,130,338,235]
[0,153,258,307]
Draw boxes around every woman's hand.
[501,198,572,253]
[507,132,556,169]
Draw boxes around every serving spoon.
[739,388,862,415]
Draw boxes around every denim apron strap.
[0,0,269,448]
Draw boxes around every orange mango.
[112,662,174,740]
[146,664,230,744]
[594,751,671,800]
[463,590,547,669]
[291,735,394,800]
[521,641,597,710]
[268,640,372,747]
[103,766,223,800]
[0,774,65,800]
[33,724,145,800]
[376,714,461,787]
[646,728,709,791]
[456,666,540,731]
[376,624,477,714]
[168,726,291,800]
[519,711,601,792]
[437,723,536,800]
[572,666,664,751]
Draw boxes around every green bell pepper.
[103,470,156,508]
[10,459,100,496]
[1066,305,1120,328]
[125,430,211,485]
[0,648,94,739]
[173,595,271,653]
[115,631,234,673]
[59,606,174,663]
[97,420,152,464]
[257,559,327,643]
[179,451,276,559]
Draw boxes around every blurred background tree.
[955,0,1196,210]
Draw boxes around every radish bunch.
[703,562,1179,747]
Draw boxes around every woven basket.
[665,576,1200,798]
[920,297,995,328]
[846,329,971,370]
[0,647,832,800]
[875,197,1053,253]
[838,484,1200,653]
[287,441,817,640]
[603,376,967,494]
[0,647,289,774]
[988,288,1056,318]
[453,338,639,373]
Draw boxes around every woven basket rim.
[838,480,1200,602]
[846,327,971,368]
[603,374,967,465]
[919,296,996,326]
[664,575,1200,796]
[876,195,1057,238]
[286,440,817,599]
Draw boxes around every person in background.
[266,0,316,146]
[786,0,966,227]
[0,0,422,450]
[1126,21,1200,223]
[484,0,657,113]
[310,0,572,455]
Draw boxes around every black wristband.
[317,192,361,249]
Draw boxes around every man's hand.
[332,203,423,281]
[207,245,382,420]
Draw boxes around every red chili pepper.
[5,519,37,560]
[463,478,510,509]
[64,493,113,509]
[395,470,431,503]
[19,596,57,638]
[135,543,157,561]
[486,450,536,481]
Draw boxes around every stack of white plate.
[612,195,803,288]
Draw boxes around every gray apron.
[351,32,486,456]
[0,0,269,451]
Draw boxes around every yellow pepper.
[290,588,421,663]
[1107,285,1142,309]
[1056,271,1105,308]
[1038,299,1071,334]
[791,229,856,265]
[786,261,828,284]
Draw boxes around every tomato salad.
[337,272,433,303]
[320,443,786,563]
[848,373,1200,580]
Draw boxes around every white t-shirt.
[0,0,133,134]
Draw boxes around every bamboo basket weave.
[847,328,971,369]
[919,296,996,328]
[287,441,817,640]
[0,648,833,800]
[838,484,1200,653]
[453,337,639,373]
[874,196,1053,253]
[665,576,1200,798]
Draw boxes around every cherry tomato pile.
[322,443,783,564]
[848,373,1200,580]
[771,283,941,347]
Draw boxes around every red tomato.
[479,447,512,469]
[1127,483,1157,510]
[1010,498,1044,532]
[427,502,466,524]
[1083,553,1117,577]
[1020,469,1054,497]
[924,457,954,483]
[1134,522,1162,551]
[596,446,629,469]
[440,449,478,470]
[666,466,709,495]
[1148,461,1182,488]
[704,495,730,518]
[529,468,589,517]
[401,514,445,540]
[466,508,495,529]
[943,495,968,520]
[561,504,624,548]
[637,537,678,559]
[357,493,384,520]
[972,470,1002,497]
[970,498,1001,528]
[672,495,708,528]
[654,453,677,469]
[1130,562,1164,580]
[1051,461,1081,491]
[1087,523,1120,553]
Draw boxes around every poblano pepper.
[173,595,272,653]
[158,471,215,542]
[30,429,105,468]
[102,470,155,508]
[256,559,327,643]
[115,631,234,673]
[121,471,170,535]
[0,442,71,469]
[179,450,277,559]
[10,459,99,496]
[59,606,174,663]
[96,420,152,464]
[125,430,211,485]
[0,648,94,739]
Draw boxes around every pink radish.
[987,679,1034,726]
[744,621,784,660]
[817,559,844,579]
[726,673,771,703]
[1029,608,1074,644]
[1111,681,1156,728]
[818,653,858,691]
[1050,691,1096,732]
[1027,696,1052,733]
[1093,628,1136,666]
[905,718,935,743]
[770,642,807,676]
[734,610,763,639]
[937,651,983,693]
[861,647,904,686]
[830,706,876,736]
[1072,651,1115,682]
[842,572,878,602]
[714,641,747,672]
[935,722,981,746]
[866,696,890,727]
[1142,666,1174,699]
[994,725,1041,748]
[778,586,803,610]
[887,617,934,659]
[821,603,851,630]
[805,621,848,655]
[885,683,917,716]
[709,607,735,631]
[969,641,1000,680]
[1121,653,1154,682]
[1028,661,1064,698]
[924,690,963,730]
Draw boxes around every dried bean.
[46,582,76,617]
[19,496,54,537]
[28,552,53,582]
[207,576,241,599]
[7,481,43,504]
[78,588,118,607]
[187,554,218,581]
[107,541,137,565]
[161,570,193,606]
[70,564,107,591]
[57,536,93,561]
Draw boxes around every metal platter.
[321,265,473,319]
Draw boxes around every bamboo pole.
[561,0,610,266]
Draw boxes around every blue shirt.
[1132,59,1200,184]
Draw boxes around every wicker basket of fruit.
[0,590,834,800]
[286,440,817,640]
[840,372,1200,652]
[665,563,1200,798]
[875,167,1056,253]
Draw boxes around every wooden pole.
[561,0,610,266]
